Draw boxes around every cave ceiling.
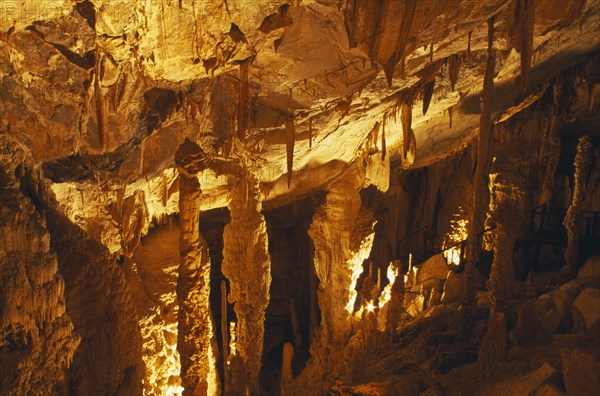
[1,0,599,252]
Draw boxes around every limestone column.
[221,172,271,395]
[562,135,593,276]
[461,17,496,334]
[488,179,522,310]
[175,139,219,395]
[308,167,376,347]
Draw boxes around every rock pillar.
[563,135,593,275]
[221,172,271,395]
[308,168,375,347]
[175,139,219,395]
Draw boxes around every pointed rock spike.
[285,119,295,188]
[308,117,313,148]
[423,78,435,115]
[467,31,472,57]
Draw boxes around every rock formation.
[563,135,593,275]
[1,0,599,395]
[308,166,375,347]
[0,136,79,394]
[221,171,272,394]
[175,140,219,395]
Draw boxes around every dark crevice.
[74,0,96,30]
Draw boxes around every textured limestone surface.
[1,0,600,395]
[1,0,598,254]
[221,172,272,395]
[0,136,79,395]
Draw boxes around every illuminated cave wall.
[1,0,600,395]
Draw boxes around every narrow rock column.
[175,140,219,395]
[461,17,496,334]
[221,172,271,395]
[308,168,376,347]
[562,135,593,276]
[488,178,523,310]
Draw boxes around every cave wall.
[0,136,79,395]
[124,220,182,395]
[46,207,145,395]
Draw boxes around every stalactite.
[423,78,435,115]
[448,105,454,129]
[283,118,296,188]
[512,0,536,89]
[401,102,416,167]
[174,140,219,396]
[111,73,119,111]
[116,69,128,111]
[308,167,375,347]
[139,138,145,176]
[467,31,472,57]
[429,43,434,62]
[383,0,418,86]
[461,17,496,336]
[448,54,461,91]
[221,172,271,395]
[562,135,593,275]
[238,59,250,140]
[382,114,387,160]
[308,117,313,148]
[94,50,108,151]
[161,172,168,207]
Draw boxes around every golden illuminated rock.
[222,171,272,394]
[1,0,599,395]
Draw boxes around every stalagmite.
[174,139,219,396]
[291,299,302,351]
[221,280,228,385]
[461,17,496,334]
[308,166,375,347]
[562,135,593,276]
[225,356,248,396]
[281,343,294,396]
[384,261,404,342]
[476,307,507,378]
[487,177,522,310]
[221,171,271,395]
